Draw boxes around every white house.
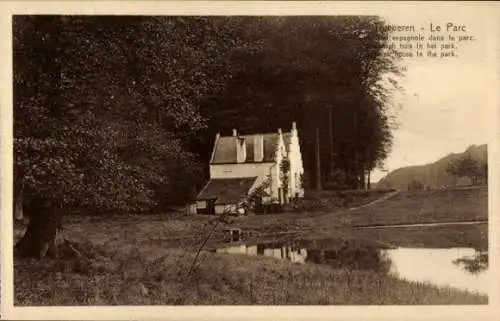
[195,122,304,215]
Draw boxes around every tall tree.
[13,16,242,258]
[447,155,483,186]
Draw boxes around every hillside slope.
[377,144,487,190]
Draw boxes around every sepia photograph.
[1,1,499,320]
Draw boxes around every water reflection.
[387,248,489,295]
[214,238,393,273]
[213,238,489,295]
[214,243,308,263]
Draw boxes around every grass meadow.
[15,242,487,305]
[13,186,488,305]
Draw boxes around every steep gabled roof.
[212,136,237,163]
[211,133,286,164]
[195,177,258,205]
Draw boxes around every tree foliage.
[446,155,486,186]
[280,157,291,202]
[14,16,242,215]
[13,16,244,257]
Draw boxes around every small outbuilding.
[195,177,258,215]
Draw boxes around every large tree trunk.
[359,164,365,189]
[352,110,359,189]
[367,170,371,189]
[314,124,322,191]
[15,204,63,259]
[352,151,359,189]
[14,187,24,222]
[328,106,335,177]
[14,168,26,222]
[346,160,352,189]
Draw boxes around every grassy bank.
[50,188,395,242]
[230,187,487,235]
[347,187,488,226]
[320,224,488,251]
[14,242,487,305]
[13,186,486,251]
[32,216,486,256]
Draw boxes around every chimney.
[290,121,299,147]
[277,128,284,156]
[232,128,237,137]
[254,134,264,162]
[236,136,247,163]
[291,121,298,137]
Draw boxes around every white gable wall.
[273,130,287,203]
[287,125,305,198]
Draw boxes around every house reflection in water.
[215,244,257,256]
[213,240,489,295]
[214,243,308,263]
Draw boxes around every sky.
[371,11,497,182]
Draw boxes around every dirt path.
[355,220,487,229]
[335,189,487,230]
[345,190,401,212]
[231,190,402,236]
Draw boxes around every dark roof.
[212,136,237,163]
[211,133,287,164]
[195,177,258,205]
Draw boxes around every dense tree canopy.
[13,15,402,257]
[197,16,401,190]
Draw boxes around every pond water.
[212,238,489,295]
[386,247,489,295]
